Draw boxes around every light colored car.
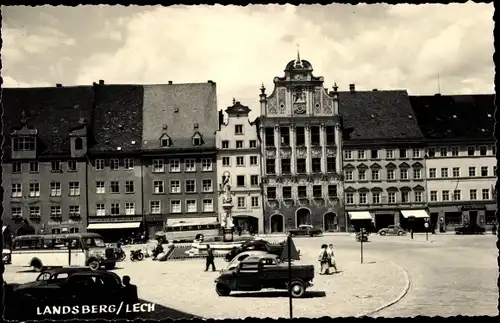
[221,250,270,273]
[378,225,406,236]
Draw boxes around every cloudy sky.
[2,3,494,118]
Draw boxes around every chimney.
[168,81,173,84]
[435,93,441,96]
[99,80,104,85]
[207,80,214,84]
[372,89,378,92]
[56,83,62,87]
[349,84,355,93]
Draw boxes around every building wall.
[4,159,88,234]
[216,116,263,233]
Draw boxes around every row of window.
[264,126,337,147]
[11,182,81,198]
[428,166,496,178]
[429,189,492,202]
[11,160,78,173]
[221,156,259,167]
[11,205,81,218]
[428,145,495,158]
[345,191,423,205]
[150,158,213,173]
[158,132,204,148]
[345,168,422,182]
[264,158,337,174]
[266,185,338,200]
[95,199,215,215]
[344,148,421,160]
[220,140,258,149]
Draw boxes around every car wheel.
[30,258,43,272]
[137,253,145,261]
[379,231,386,236]
[290,281,306,298]
[215,283,231,296]
[120,253,126,261]
[89,260,100,271]
[397,231,404,236]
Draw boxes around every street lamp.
[424,217,430,241]
[408,215,416,239]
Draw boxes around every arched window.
[75,138,83,150]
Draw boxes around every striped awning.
[400,209,429,219]
[348,211,372,220]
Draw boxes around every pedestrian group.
[318,243,338,275]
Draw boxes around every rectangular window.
[50,206,62,217]
[359,192,367,204]
[202,179,213,192]
[296,159,306,174]
[169,159,180,172]
[186,200,197,213]
[235,124,243,135]
[153,181,165,194]
[12,162,21,173]
[13,136,35,151]
[125,181,135,193]
[110,203,120,215]
[295,127,305,146]
[387,169,395,180]
[345,170,353,181]
[96,204,106,216]
[312,158,321,173]
[170,180,181,193]
[237,197,246,208]
[453,190,461,201]
[125,202,135,215]
[150,201,161,214]
[313,185,322,198]
[326,126,335,145]
[185,159,196,172]
[110,159,119,170]
[346,193,354,204]
[67,160,77,172]
[281,159,291,174]
[371,149,379,159]
[202,158,213,171]
[328,185,337,197]
[372,192,381,204]
[29,206,41,218]
[266,187,276,199]
[429,168,436,178]
[69,182,80,196]
[401,191,409,203]
[11,183,22,198]
[11,206,22,217]
[202,199,213,212]
[427,147,436,157]
[110,181,120,194]
[95,159,105,170]
[430,191,437,202]
[414,191,423,202]
[236,140,244,148]
[479,146,487,156]
[51,160,61,172]
[297,186,307,198]
[250,175,259,186]
[344,150,352,160]
[250,156,258,166]
[467,146,475,156]
[236,176,245,187]
[469,167,476,177]
[50,182,62,196]
[442,190,450,201]
[413,168,421,179]
[358,170,366,181]
[222,157,230,166]
[69,205,80,216]
[29,161,39,173]
[481,166,488,177]
[29,182,40,197]
[280,127,290,146]
[440,168,448,178]
[124,158,134,170]
[412,149,420,158]
[482,189,490,200]
[357,150,365,159]
[222,140,229,148]
[251,197,259,207]
[265,127,275,147]
[439,147,448,157]
[451,146,459,156]
[371,169,380,181]
[310,126,320,146]
[96,181,105,194]
[388,192,396,204]
[236,156,245,166]
[386,149,394,159]
[266,159,276,174]
[282,186,292,199]
[153,159,165,173]
[326,158,336,173]
[452,167,460,178]
[185,180,196,193]
[249,140,257,148]
[469,189,477,200]
[170,200,181,213]
[399,149,407,159]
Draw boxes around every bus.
[155,221,221,243]
[11,232,117,271]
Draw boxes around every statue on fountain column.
[220,171,234,228]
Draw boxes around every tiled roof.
[89,84,143,153]
[409,94,495,141]
[142,82,218,151]
[339,90,423,142]
[2,86,94,159]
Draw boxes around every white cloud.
[2,76,51,88]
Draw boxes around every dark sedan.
[225,239,286,262]
[455,224,486,235]
[288,224,323,237]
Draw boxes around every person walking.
[122,276,138,305]
[492,222,497,235]
[205,244,216,271]
[326,244,338,274]
[318,244,329,275]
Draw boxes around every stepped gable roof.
[2,85,94,159]
[142,82,218,150]
[339,90,423,142]
[89,84,144,153]
[408,94,495,141]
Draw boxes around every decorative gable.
[192,131,204,146]
[159,133,172,148]
[356,163,368,169]
[399,162,411,169]
[10,111,38,160]
[412,162,423,168]
[69,118,88,158]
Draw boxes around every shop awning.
[87,222,141,230]
[400,209,429,219]
[348,211,372,220]
[166,217,218,226]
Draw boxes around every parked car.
[455,224,486,235]
[225,239,288,262]
[221,250,271,273]
[378,225,407,236]
[3,248,12,264]
[215,254,314,298]
[5,267,136,320]
[288,224,323,237]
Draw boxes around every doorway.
[469,211,478,226]
[323,213,338,232]
[296,208,311,226]
[374,214,394,230]
[270,214,284,233]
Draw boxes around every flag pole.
[287,234,293,319]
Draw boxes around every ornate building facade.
[259,56,345,233]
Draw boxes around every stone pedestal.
[222,202,234,242]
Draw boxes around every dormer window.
[74,138,83,150]
[192,132,203,146]
[160,133,171,148]
[13,136,35,151]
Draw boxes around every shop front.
[347,211,373,232]
[428,203,496,232]
[44,219,84,235]
[86,216,143,243]
[399,209,429,232]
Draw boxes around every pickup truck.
[215,254,314,298]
